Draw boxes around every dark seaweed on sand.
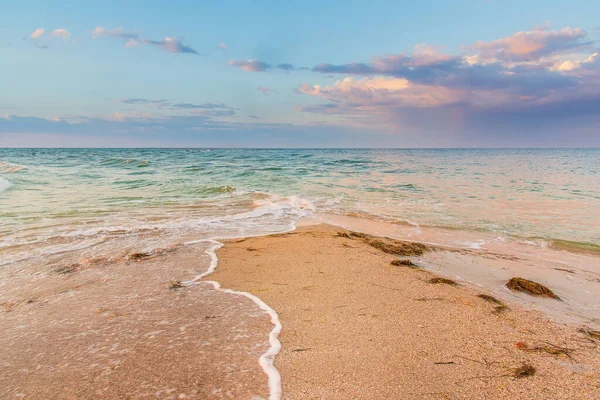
[336,231,428,256]
[477,294,510,314]
[512,364,536,379]
[428,277,458,286]
[168,280,184,290]
[578,327,600,340]
[391,259,419,268]
[506,277,560,300]
[53,263,79,275]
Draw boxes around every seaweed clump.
[578,327,600,341]
[506,277,560,300]
[368,239,428,256]
[512,363,536,379]
[168,280,184,290]
[391,259,419,269]
[428,277,458,286]
[53,263,79,275]
[336,230,430,257]
[477,294,509,314]
[129,252,153,261]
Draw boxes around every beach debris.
[492,304,509,314]
[368,239,428,256]
[247,247,259,252]
[336,231,369,240]
[391,259,419,268]
[477,294,502,304]
[506,277,560,300]
[292,348,311,352]
[516,341,573,357]
[336,230,429,256]
[578,327,600,341]
[128,252,153,260]
[415,297,445,301]
[127,245,181,262]
[434,361,455,365]
[168,280,184,290]
[53,263,79,275]
[512,363,536,379]
[477,294,510,314]
[428,277,458,286]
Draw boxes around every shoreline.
[301,214,600,329]
[1,222,599,399]
[211,224,600,399]
[191,239,283,400]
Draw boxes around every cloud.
[296,26,600,140]
[30,28,44,39]
[4,112,598,148]
[228,59,272,72]
[118,99,235,117]
[227,60,303,72]
[92,27,139,40]
[120,98,168,105]
[142,37,200,55]
[217,43,228,50]
[92,27,142,48]
[469,27,592,62]
[125,38,140,48]
[52,29,71,39]
[277,63,309,71]
[313,62,374,74]
[90,27,199,54]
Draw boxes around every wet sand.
[213,224,600,399]
[0,242,272,399]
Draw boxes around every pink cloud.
[30,28,44,39]
[52,28,71,39]
[228,59,271,72]
[469,27,591,62]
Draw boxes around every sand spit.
[212,224,600,399]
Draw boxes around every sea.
[1,148,598,261]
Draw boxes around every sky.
[1,0,600,147]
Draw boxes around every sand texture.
[212,224,600,399]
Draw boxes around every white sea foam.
[2,193,315,249]
[185,240,283,400]
[0,178,10,192]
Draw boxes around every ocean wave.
[0,161,25,173]
[0,193,316,254]
[0,178,11,192]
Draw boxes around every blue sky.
[1,0,600,147]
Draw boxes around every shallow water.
[1,149,598,256]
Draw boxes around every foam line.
[0,178,11,192]
[185,239,283,400]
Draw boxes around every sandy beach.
[212,224,600,399]
[1,224,599,399]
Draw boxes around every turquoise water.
[1,148,599,266]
